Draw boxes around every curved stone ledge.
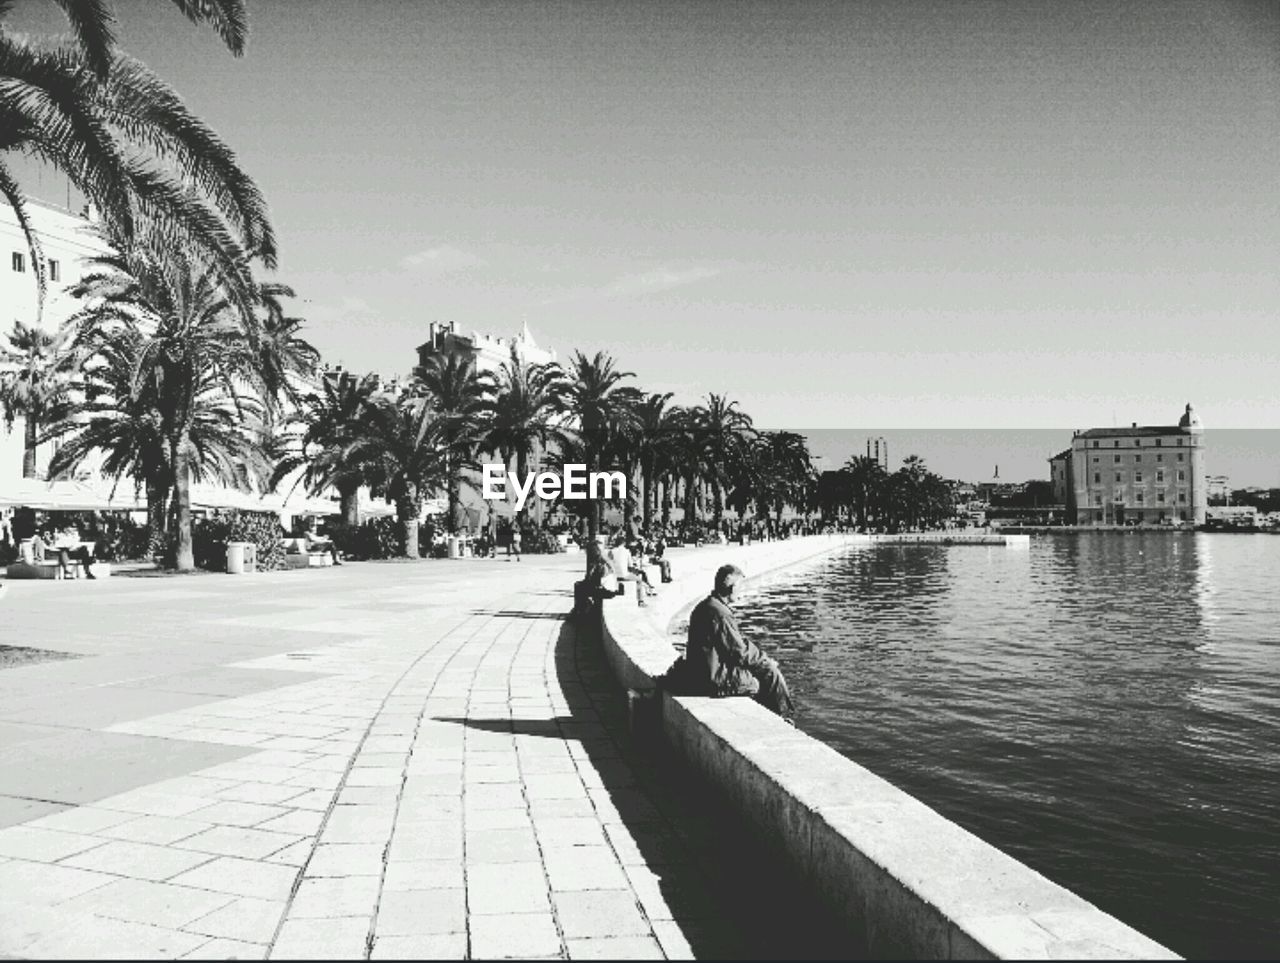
[596,535,1179,960]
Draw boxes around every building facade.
[1053,404,1207,526]
[414,319,555,378]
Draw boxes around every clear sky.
[8,0,1280,480]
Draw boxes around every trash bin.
[447,535,461,559]
[226,541,257,574]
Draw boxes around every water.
[731,533,1280,960]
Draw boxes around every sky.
[7,0,1280,483]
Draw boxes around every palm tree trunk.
[22,416,38,479]
[146,476,169,561]
[339,482,360,527]
[173,445,195,572]
[400,484,420,559]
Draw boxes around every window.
[1179,492,1187,503]
[1135,472,1143,483]
[1114,455,1121,464]
[1136,493,1144,503]
[1094,495,1102,506]
[1157,493,1165,503]
[1177,453,1184,462]
[11,252,23,272]
[1155,439,1162,447]
[48,259,60,282]
[1156,470,1164,483]
[1177,439,1183,447]
[1097,511,1104,521]
[1135,439,1141,447]
[1178,470,1186,481]
[1134,454,1141,462]
[1180,510,1187,520]
[1092,456,1099,464]
[1114,440,1120,448]
[1156,454,1163,462]
[1093,441,1099,449]
[1115,473,1122,482]
[1094,473,1101,483]
[1115,489,1124,501]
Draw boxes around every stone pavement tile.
[255,809,326,837]
[270,916,369,960]
[352,752,404,769]
[467,861,550,915]
[469,911,561,960]
[175,826,304,860]
[299,755,350,773]
[99,815,213,846]
[535,816,609,849]
[283,769,345,791]
[382,858,464,892]
[304,843,384,878]
[461,765,519,785]
[21,914,209,960]
[362,736,412,754]
[63,877,235,928]
[259,736,327,753]
[404,758,461,777]
[463,826,539,864]
[181,936,268,959]
[552,889,651,940]
[197,764,298,787]
[542,845,630,892]
[528,796,595,820]
[188,801,290,828]
[169,856,300,901]
[183,896,286,944]
[399,793,462,817]
[519,755,579,775]
[464,782,525,811]
[345,767,403,789]
[25,806,136,835]
[370,933,466,960]
[0,825,106,862]
[322,805,396,845]
[0,857,117,903]
[389,821,462,861]
[285,788,338,812]
[375,888,466,936]
[464,807,531,832]
[288,874,381,918]
[63,839,214,880]
[263,839,312,868]
[243,750,318,770]
[404,773,463,794]
[337,785,400,807]
[215,783,311,806]
[566,935,665,960]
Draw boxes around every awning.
[0,477,145,512]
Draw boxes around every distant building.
[1051,404,1207,526]
[414,320,555,378]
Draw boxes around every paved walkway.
[0,554,838,960]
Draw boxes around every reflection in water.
[736,534,1280,961]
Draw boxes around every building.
[414,319,555,378]
[1051,404,1207,526]
[1,199,112,481]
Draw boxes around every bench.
[5,560,112,580]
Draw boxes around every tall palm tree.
[844,454,888,531]
[65,243,267,570]
[697,393,756,528]
[416,352,494,533]
[253,281,319,427]
[0,320,79,477]
[352,390,449,559]
[560,351,641,548]
[633,392,678,531]
[270,369,380,527]
[484,342,565,520]
[1,0,271,310]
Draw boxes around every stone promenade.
[0,553,837,960]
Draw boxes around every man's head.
[713,564,745,603]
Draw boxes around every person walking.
[685,564,794,718]
[508,521,522,562]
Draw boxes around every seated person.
[305,523,342,565]
[51,526,96,578]
[684,564,794,719]
[573,541,624,620]
[648,534,673,583]
[625,537,658,599]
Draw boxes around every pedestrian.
[508,521,522,562]
[685,564,794,719]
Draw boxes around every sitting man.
[573,540,624,622]
[685,564,794,718]
[306,522,342,565]
[51,526,96,579]
[647,533,673,583]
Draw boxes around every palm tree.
[271,369,380,527]
[484,343,565,520]
[352,390,449,558]
[844,454,888,531]
[633,392,679,531]
[65,243,267,570]
[253,282,319,427]
[416,352,494,533]
[755,431,815,531]
[560,351,641,548]
[698,393,756,529]
[1,0,271,310]
[0,321,79,477]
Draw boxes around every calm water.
[732,534,1280,960]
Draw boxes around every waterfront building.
[414,319,555,378]
[1052,404,1207,526]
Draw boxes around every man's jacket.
[686,594,768,696]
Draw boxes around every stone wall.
[596,535,1179,960]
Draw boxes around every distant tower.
[1179,402,1207,525]
[993,464,1000,480]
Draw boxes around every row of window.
[1094,470,1186,484]
[11,252,60,281]
[1094,511,1189,521]
[1092,453,1184,464]
[1093,492,1187,505]
[1091,438,1184,448]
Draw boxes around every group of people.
[29,527,99,579]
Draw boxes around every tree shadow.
[439,611,856,959]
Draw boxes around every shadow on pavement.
[443,609,855,960]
